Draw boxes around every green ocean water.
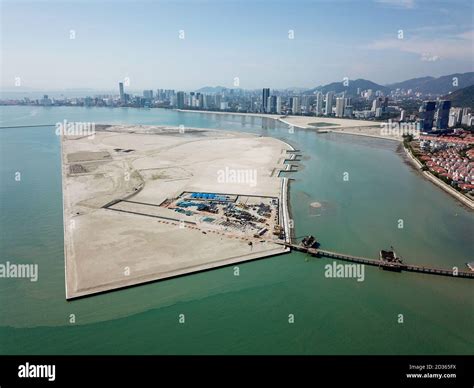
[0,106,472,354]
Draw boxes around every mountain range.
[306,72,474,96]
[443,85,474,108]
[197,72,474,97]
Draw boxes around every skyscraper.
[325,92,334,115]
[400,110,406,122]
[119,82,124,102]
[371,98,381,112]
[335,97,345,117]
[434,100,451,130]
[269,95,277,114]
[301,95,311,114]
[143,90,153,100]
[419,101,436,132]
[177,91,185,109]
[315,92,324,115]
[262,88,270,113]
[291,97,301,114]
[276,96,282,114]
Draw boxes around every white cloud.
[374,0,415,9]
[421,53,440,62]
[364,29,474,62]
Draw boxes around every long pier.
[0,124,55,129]
[277,241,474,279]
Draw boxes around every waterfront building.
[262,88,270,113]
[343,105,353,117]
[434,100,451,130]
[215,94,222,109]
[291,96,301,114]
[119,82,124,102]
[449,108,462,127]
[143,90,153,100]
[315,92,324,115]
[268,95,277,114]
[325,92,334,115]
[419,101,436,132]
[371,98,381,112]
[335,97,345,117]
[276,96,282,114]
[301,95,311,114]
[40,95,52,106]
[177,91,185,109]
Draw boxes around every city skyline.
[1,0,473,91]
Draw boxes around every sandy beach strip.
[176,109,401,141]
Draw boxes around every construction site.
[159,192,285,240]
[61,124,293,299]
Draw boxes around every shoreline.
[320,128,401,142]
[176,109,401,141]
[403,145,474,210]
[278,138,296,244]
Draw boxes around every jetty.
[276,237,474,279]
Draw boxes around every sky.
[1,0,473,92]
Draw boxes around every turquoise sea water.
[0,106,472,354]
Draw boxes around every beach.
[178,109,401,141]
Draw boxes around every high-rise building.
[448,113,457,128]
[291,97,301,114]
[454,108,463,125]
[343,105,353,117]
[371,98,381,112]
[434,100,451,130]
[461,108,472,125]
[143,90,153,100]
[315,92,324,115]
[301,95,311,114]
[262,88,270,113]
[268,95,277,114]
[203,94,213,109]
[41,95,52,106]
[176,91,185,109]
[399,109,406,122]
[325,92,334,115]
[335,97,345,117]
[215,94,222,108]
[275,96,282,114]
[419,101,436,132]
[119,82,124,102]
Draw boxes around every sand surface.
[62,125,291,299]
